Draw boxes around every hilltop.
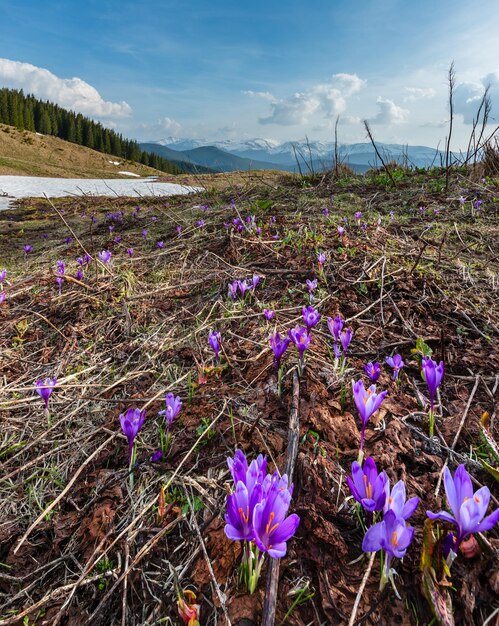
[0,124,167,178]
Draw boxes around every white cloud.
[404,87,436,101]
[369,97,409,124]
[0,58,131,118]
[242,90,277,103]
[454,72,499,124]
[258,73,366,126]
[134,116,183,140]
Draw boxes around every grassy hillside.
[0,124,167,178]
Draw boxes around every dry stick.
[435,374,480,497]
[347,551,376,626]
[13,433,117,554]
[15,307,69,342]
[0,568,120,626]
[262,371,300,626]
[85,516,182,625]
[184,488,232,626]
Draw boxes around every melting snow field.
[0,176,202,210]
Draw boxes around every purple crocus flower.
[263,309,275,321]
[317,252,326,268]
[302,306,321,333]
[176,225,183,235]
[23,244,33,255]
[269,332,290,368]
[156,241,165,249]
[142,229,148,240]
[0,292,5,305]
[421,356,444,411]
[114,236,122,244]
[224,451,267,542]
[252,472,300,558]
[364,361,381,383]
[338,225,345,237]
[208,330,222,363]
[288,326,311,363]
[0,268,7,283]
[228,280,239,301]
[127,248,134,257]
[427,465,499,546]
[225,479,263,542]
[327,315,344,342]
[151,450,163,463]
[119,407,146,464]
[251,275,260,290]
[158,393,182,429]
[354,211,362,222]
[384,480,419,520]
[347,457,388,513]
[227,449,267,490]
[196,219,205,228]
[98,250,111,264]
[322,207,329,217]
[473,200,482,210]
[306,279,317,294]
[75,269,84,281]
[352,379,388,450]
[386,354,405,381]
[237,280,250,298]
[35,377,57,410]
[362,509,415,562]
[56,260,65,275]
[340,328,352,354]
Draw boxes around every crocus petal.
[401,497,420,520]
[266,542,288,559]
[271,513,300,545]
[426,510,457,525]
[474,508,499,534]
[443,466,459,517]
[362,520,384,553]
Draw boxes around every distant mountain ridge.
[145,137,445,174]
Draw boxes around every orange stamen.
[238,506,249,523]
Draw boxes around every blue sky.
[0,0,498,148]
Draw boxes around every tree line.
[0,88,182,174]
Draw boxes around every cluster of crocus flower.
[327,314,353,371]
[224,450,300,593]
[363,354,405,383]
[427,464,499,561]
[228,275,260,301]
[348,457,419,595]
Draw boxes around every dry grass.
[0,124,164,178]
[0,170,498,625]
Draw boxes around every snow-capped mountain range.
[153,137,443,171]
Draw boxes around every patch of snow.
[118,171,141,177]
[36,132,43,136]
[108,160,121,165]
[0,176,202,211]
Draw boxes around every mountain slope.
[139,143,215,173]
[0,124,166,178]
